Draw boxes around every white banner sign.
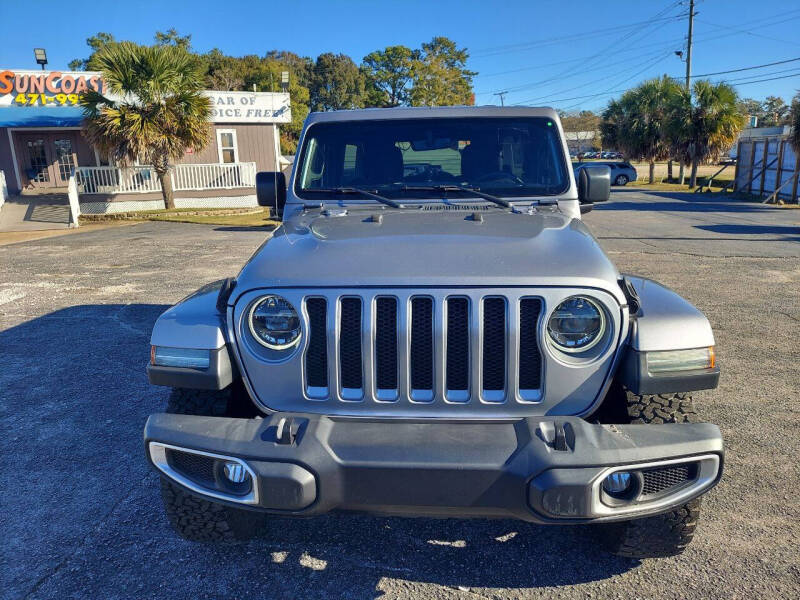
[206,91,291,124]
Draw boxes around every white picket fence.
[0,170,7,211]
[76,162,257,195]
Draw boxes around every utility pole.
[494,91,508,106]
[685,0,694,91]
[679,0,695,185]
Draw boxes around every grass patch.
[80,207,278,227]
[148,209,279,227]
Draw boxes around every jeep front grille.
[302,292,543,405]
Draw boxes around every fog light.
[223,461,248,484]
[603,471,632,496]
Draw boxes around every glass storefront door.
[18,133,79,189]
[52,138,77,185]
[23,137,52,186]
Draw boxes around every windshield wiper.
[309,187,405,209]
[398,184,511,208]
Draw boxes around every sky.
[1,0,799,112]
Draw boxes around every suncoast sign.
[0,69,290,123]
[0,70,106,106]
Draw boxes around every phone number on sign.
[15,93,80,106]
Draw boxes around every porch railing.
[76,162,257,194]
[171,162,257,190]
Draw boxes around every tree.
[154,28,192,50]
[201,48,245,91]
[761,95,790,126]
[601,76,679,183]
[362,45,418,107]
[81,42,212,209]
[409,37,475,107]
[68,32,116,70]
[309,53,365,111]
[70,30,192,71]
[671,80,745,187]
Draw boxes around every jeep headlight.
[248,295,302,350]
[547,296,605,352]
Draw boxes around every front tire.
[596,386,703,558]
[166,387,232,416]
[160,478,264,542]
[599,499,701,558]
[160,386,264,541]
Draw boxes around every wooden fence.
[734,136,799,203]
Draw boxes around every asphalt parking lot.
[2,189,798,599]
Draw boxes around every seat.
[461,142,502,182]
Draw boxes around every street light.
[34,48,48,70]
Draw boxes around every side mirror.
[256,171,287,215]
[577,165,611,204]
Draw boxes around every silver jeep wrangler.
[144,107,722,558]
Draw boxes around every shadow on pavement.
[2,304,637,598]
[598,198,777,214]
[695,223,800,237]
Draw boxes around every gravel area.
[1,189,798,599]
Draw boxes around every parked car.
[575,160,637,186]
[144,106,722,559]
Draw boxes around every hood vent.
[421,204,493,211]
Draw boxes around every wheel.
[159,477,264,542]
[166,382,259,418]
[598,499,701,558]
[614,174,629,186]
[166,387,232,416]
[595,386,702,558]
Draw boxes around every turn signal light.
[646,347,715,374]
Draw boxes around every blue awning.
[0,106,84,127]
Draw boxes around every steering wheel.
[473,171,525,185]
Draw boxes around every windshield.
[294,117,569,201]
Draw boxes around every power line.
[477,1,688,98]
[470,13,686,58]
[558,51,676,111]
[695,16,800,47]
[512,49,674,106]
[513,72,800,109]
[476,44,678,96]
[474,8,800,100]
[688,56,800,78]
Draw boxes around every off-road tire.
[597,386,702,558]
[625,390,697,424]
[165,382,259,418]
[166,387,232,416]
[599,499,701,558]
[160,477,264,542]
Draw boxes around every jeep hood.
[234,208,622,300]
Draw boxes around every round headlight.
[547,296,606,352]
[248,295,301,350]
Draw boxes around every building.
[0,69,290,212]
[563,130,599,154]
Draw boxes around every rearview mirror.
[256,171,287,215]
[577,165,611,204]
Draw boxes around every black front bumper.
[144,413,723,523]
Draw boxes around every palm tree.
[81,42,212,209]
[670,80,745,188]
[791,102,800,154]
[601,77,677,183]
